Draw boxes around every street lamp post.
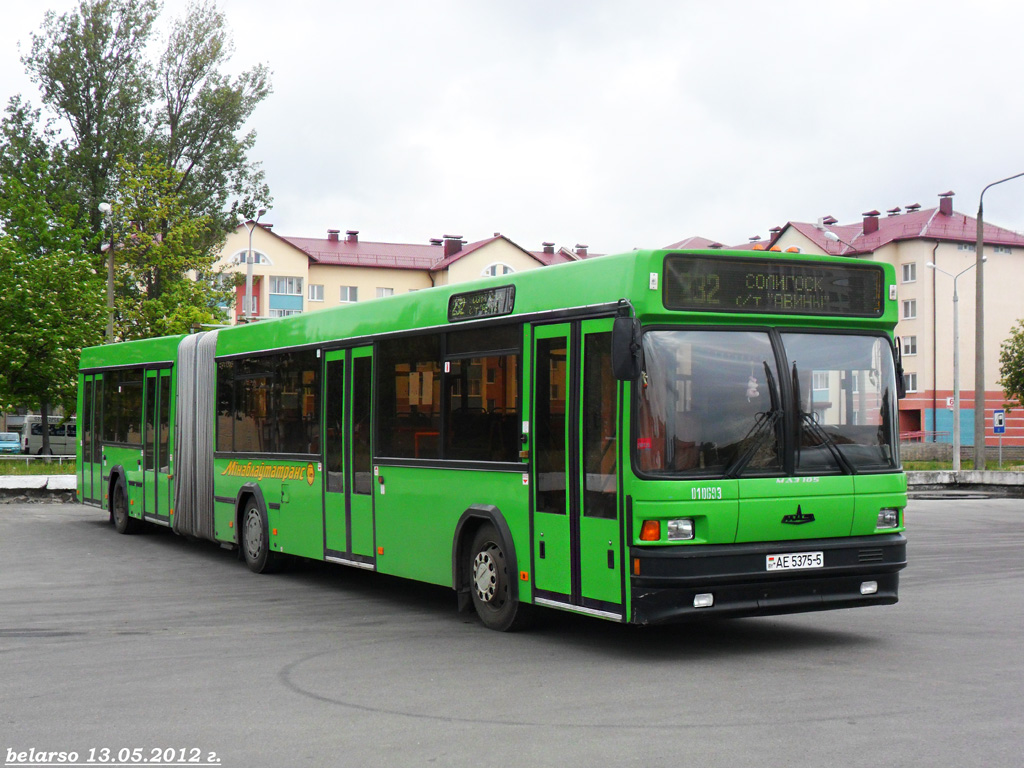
[98,202,114,342]
[928,259,984,472]
[236,208,266,321]
[974,171,1024,469]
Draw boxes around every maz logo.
[781,505,815,525]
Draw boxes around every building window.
[269,276,303,295]
[994,245,1011,254]
[902,372,918,393]
[812,371,829,390]
[376,287,394,298]
[901,262,916,283]
[232,250,272,266]
[902,299,917,320]
[340,286,358,303]
[957,243,976,252]
[482,262,515,277]
[308,284,324,302]
[902,336,917,356]
[269,308,302,317]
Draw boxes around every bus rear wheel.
[111,481,139,534]
[468,524,532,631]
[241,499,283,574]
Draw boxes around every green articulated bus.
[77,249,908,630]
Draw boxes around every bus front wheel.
[241,499,283,574]
[468,524,532,631]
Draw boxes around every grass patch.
[0,459,76,475]
[903,460,1024,471]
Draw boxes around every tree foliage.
[0,103,104,431]
[23,0,159,233]
[108,153,232,340]
[0,237,105,424]
[998,320,1024,413]
[1,0,272,420]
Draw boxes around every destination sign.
[448,284,516,322]
[663,254,884,317]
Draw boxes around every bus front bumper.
[629,533,907,625]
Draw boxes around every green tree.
[0,237,105,451]
[0,104,104,449]
[108,153,232,340]
[156,0,272,231]
[23,0,159,234]
[998,320,1024,413]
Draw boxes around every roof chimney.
[574,243,588,258]
[327,229,340,242]
[429,238,443,246]
[938,191,954,216]
[542,241,555,255]
[887,206,901,217]
[822,215,838,225]
[443,234,463,259]
[906,203,922,212]
[862,210,880,235]
[346,230,359,243]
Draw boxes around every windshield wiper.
[791,362,854,474]
[725,362,781,478]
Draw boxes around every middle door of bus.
[530,319,623,618]
[323,347,376,567]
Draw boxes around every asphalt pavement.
[1,498,1021,767]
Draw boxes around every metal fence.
[0,455,76,467]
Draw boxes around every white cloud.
[3,0,1023,252]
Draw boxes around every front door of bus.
[323,347,376,567]
[531,319,623,618]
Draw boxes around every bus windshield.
[636,330,899,476]
[782,332,899,473]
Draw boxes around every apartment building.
[764,191,1024,447]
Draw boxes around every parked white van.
[21,416,77,455]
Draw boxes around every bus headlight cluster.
[667,518,695,541]
[877,508,900,529]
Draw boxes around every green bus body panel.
[736,476,855,543]
[627,474,906,545]
[374,466,529,592]
[214,457,324,559]
[79,335,185,370]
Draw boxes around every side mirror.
[893,337,907,399]
[612,315,642,381]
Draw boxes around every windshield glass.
[0,433,17,442]
[637,330,782,476]
[781,332,899,472]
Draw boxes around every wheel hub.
[472,549,498,603]
[244,510,263,560]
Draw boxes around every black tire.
[111,480,139,534]
[468,524,533,631]
[241,498,283,574]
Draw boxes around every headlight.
[667,518,695,541]
[877,508,900,529]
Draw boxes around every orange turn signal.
[639,520,661,541]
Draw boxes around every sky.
[2,0,1023,255]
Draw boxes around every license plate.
[766,551,824,571]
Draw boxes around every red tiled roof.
[282,235,443,270]
[772,204,1024,256]
[663,236,722,250]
